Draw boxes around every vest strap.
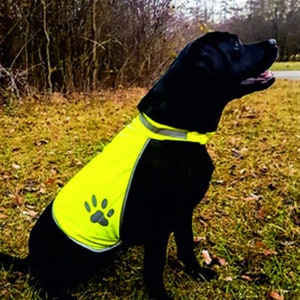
[139,113,215,144]
[139,113,187,139]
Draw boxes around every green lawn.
[271,62,300,71]
[0,80,299,299]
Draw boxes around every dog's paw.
[84,195,114,226]
[184,266,217,281]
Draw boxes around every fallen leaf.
[12,163,21,170]
[243,196,257,202]
[202,250,212,265]
[263,249,277,256]
[241,274,252,281]
[255,241,266,249]
[269,291,284,300]
[39,187,46,194]
[0,213,8,219]
[46,177,56,185]
[280,241,296,247]
[225,276,233,281]
[22,210,38,217]
[15,195,23,206]
[240,273,269,284]
[257,208,267,219]
[244,113,258,118]
[240,147,248,154]
[217,257,228,266]
[229,137,237,145]
[193,236,206,244]
[0,173,10,180]
[239,168,246,174]
[27,210,38,217]
[232,148,243,158]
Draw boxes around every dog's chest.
[121,139,214,239]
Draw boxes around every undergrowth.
[0,81,299,299]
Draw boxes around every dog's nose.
[268,39,277,46]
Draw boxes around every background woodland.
[0,0,299,96]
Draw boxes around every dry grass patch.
[0,81,299,299]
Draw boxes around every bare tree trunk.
[41,0,52,92]
[91,0,97,91]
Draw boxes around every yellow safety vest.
[52,114,215,252]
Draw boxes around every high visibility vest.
[52,114,215,252]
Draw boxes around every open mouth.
[240,70,275,85]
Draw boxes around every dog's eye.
[234,41,240,51]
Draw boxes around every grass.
[271,62,300,71]
[0,80,299,299]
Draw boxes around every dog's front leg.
[174,210,216,281]
[174,210,200,270]
[144,229,173,300]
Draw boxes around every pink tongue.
[260,70,272,78]
[240,70,274,85]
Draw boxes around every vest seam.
[119,137,151,235]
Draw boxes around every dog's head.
[138,31,278,133]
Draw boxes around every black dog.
[0,32,278,299]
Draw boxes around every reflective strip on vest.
[52,114,215,252]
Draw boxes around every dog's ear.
[137,33,229,131]
[139,34,225,105]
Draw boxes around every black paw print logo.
[84,195,114,226]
